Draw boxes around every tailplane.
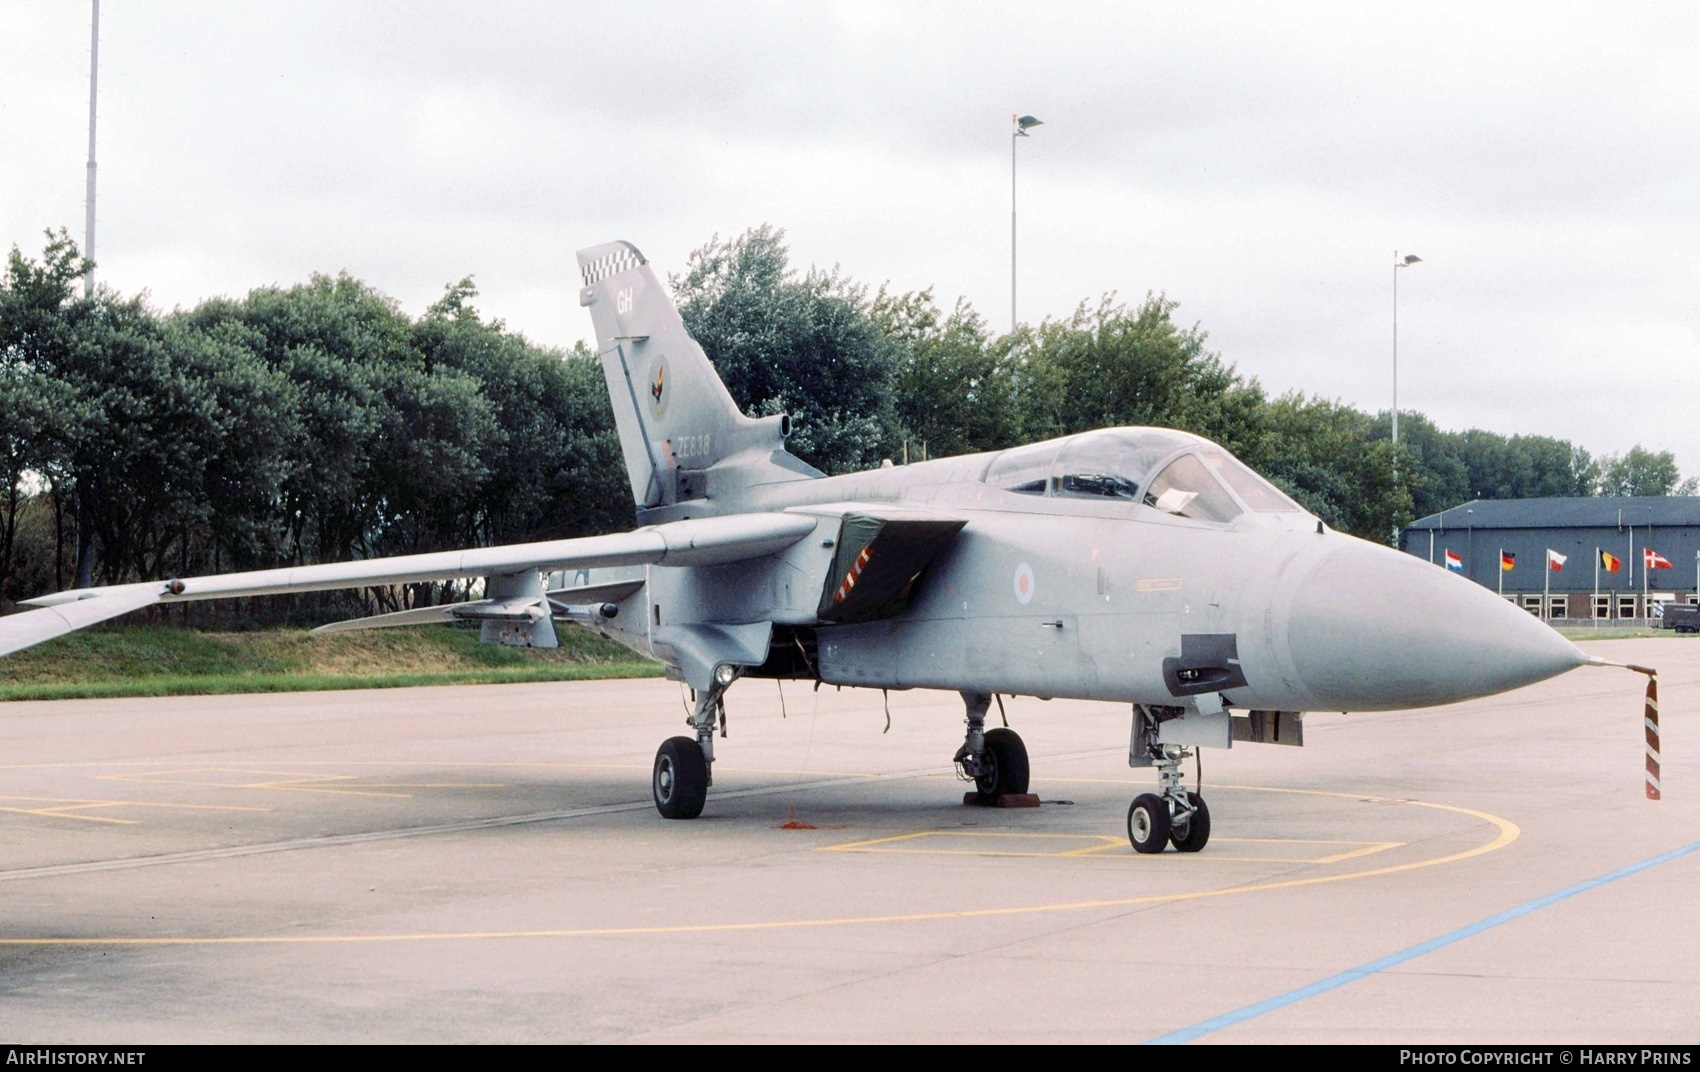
[576,241,816,514]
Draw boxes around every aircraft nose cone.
[1284,536,1588,711]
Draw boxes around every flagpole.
[1498,547,1503,597]
[1594,547,1600,630]
[1544,549,1551,619]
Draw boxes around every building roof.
[1406,496,1700,531]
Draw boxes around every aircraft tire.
[976,728,1031,800]
[653,736,708,820]
[1127,793,1170,854]
[1170,792,1210,852]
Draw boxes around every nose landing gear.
[1127,705,1212,853]
[1126,758,1209,853]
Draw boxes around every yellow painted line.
[98,768,503,800]
[1310,841,1405,865]
[821,830,1404,864]
[1210,836,1395,845]
[1054,838,1129,857]
[326,783,506,789]
[821,831,1130,859]
[0,794,273,825]
[103,774,411,799]
[0,789,1519,948]
[0,805,136,825]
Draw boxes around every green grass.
[0,623,661,702]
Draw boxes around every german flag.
[1601,551,1622,573]
[1500,552,1516,572]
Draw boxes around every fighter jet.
[0,241,1591,852]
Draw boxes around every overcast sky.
[3,2,1697,479]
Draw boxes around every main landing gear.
[953,691,1030,803]
[652,678,727,820]
[655,685,1036,819]
[1127,706,1211,854]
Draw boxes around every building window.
[1592,594,1612,620]
[1546,595,1568,619]
[1617,595,1639,620]
[1520,595,1542,616]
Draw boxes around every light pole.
[1391,251,1421,444]
[84,0,100,298]
[1012,114,1042,336]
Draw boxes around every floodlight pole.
[1391,251,1422,445]
[1012,114,1042,336]
[84,0,100,298]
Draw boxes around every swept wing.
[1,513,814,657]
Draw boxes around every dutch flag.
[1445,550,1463,571]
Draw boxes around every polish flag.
[1547,549,1567,571]
[1645,549,1673,570]
[1444,550,1463,571]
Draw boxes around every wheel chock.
[962,792,1041,808]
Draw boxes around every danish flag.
[1645,549,1673,570]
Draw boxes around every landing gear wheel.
[1170,792,1210,853]
[1127,793,1171,854]
[653,736,709,820]
[975,727,1030,801]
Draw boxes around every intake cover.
[816,513,966,625]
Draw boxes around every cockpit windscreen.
[984,429,1304,523]
[1141,453,1243,523]
[1199,450,1302,513]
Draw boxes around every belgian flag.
[1601,551,1622,573]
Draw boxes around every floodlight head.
[1015,114,1043,135]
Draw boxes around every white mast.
[83,0,101,298]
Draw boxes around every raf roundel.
[1013,562,1035,605]
[649,356,670,419]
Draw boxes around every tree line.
[2,225,1691,617]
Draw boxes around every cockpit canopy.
[982,428,1303,524]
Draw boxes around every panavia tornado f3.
[1,241,1593,852]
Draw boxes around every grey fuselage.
[583,433,1588,715]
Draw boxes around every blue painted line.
[1147,840,1700,1045]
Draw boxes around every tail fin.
[577,241,810,513]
